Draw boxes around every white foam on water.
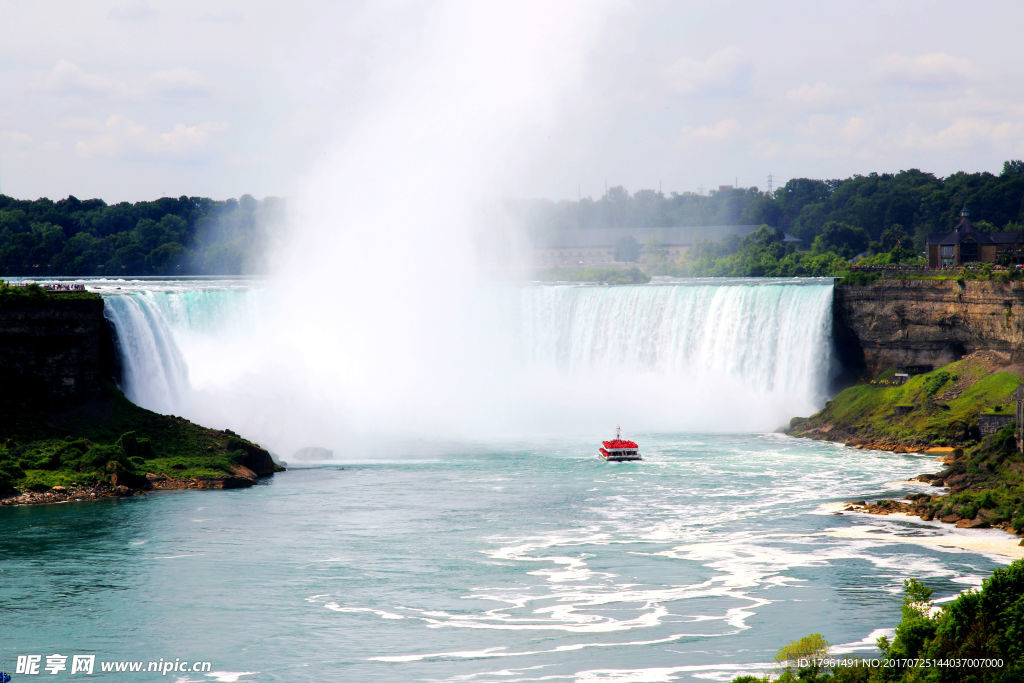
[423,665,554,682]
[824,520,1024,561]
[831,627,894,654]
[323,604,407,620]
[571,662,777,683]
[203,673,258,683]
[370,629,739,663]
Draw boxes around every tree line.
[5,161,1024,277]
[0,194,282,276]
[518,160,1024,276]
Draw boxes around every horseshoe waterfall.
[99,278,836,457]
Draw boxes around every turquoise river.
[0,278,1017,682]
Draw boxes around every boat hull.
[598,447,642,462]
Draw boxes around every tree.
[879,223,910,252]
[614,235,640,262]
[775,633,831,679]
[1002,160,1024,177]
[811,221,869,259]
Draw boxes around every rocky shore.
[0,463,272,507]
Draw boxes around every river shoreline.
[811,437,1024,553]
[0,467,275,507]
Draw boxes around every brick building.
[926,208,1024,268]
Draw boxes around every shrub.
[922,370,952,397]
[118,431,154,460]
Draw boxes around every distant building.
[926,208,1024,268]
[533,225,797,267]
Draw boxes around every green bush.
[118,431,154,460]
[0,461,25,494]
[922,370,952,397]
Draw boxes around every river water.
[0,278,1014,682]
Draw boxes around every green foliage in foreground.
[0,386,279,495]
[739,562,1024,682]
[534,266,651,284]
[789,356,1024,448]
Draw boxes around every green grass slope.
[790,353,1023,450]
[0,385,281,500]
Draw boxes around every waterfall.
[101,278,835,454]
[518,280,833,396]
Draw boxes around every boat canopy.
[602,439,638,449]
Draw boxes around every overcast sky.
[3,0,1024,203]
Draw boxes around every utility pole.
[577,183,582,228]
[766,172,774,194]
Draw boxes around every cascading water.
[99,277,836,457]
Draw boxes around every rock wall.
[834,278,1024,377]
[0,293,116,406]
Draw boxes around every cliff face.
[834,278,1024,376]
[0,293,116,406]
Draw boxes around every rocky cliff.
[0,289,281,504]
[834,278,1024,377]
[0,292,116,406]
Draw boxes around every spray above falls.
[97,5,834,457]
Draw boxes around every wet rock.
[956,518,990,529]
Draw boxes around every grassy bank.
[789,353,1022,450]
[789,350,1024,538]
[753,356,1024,682]
[790,352,1024,533]
[0,385,280,502]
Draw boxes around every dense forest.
[517,160,1024,252]
[4,161,1024,277]
[516,161,1024,277]
[0,194,281,276]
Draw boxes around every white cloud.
[108,0,157,22]
[199,11,244,25]
[39,62,212,100]
[840,116,869,140]
[903,117,1024,151]
[38,60,130,97]
[667,47,751,96]
[876,52,976,87]
[785,82,843,108]
[680,118,739,143]
[146,68,211,98]
[75,115,229,160]
[0,130,34,147]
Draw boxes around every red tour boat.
[599,426,642,461]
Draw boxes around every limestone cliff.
[834,278,1024,377]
